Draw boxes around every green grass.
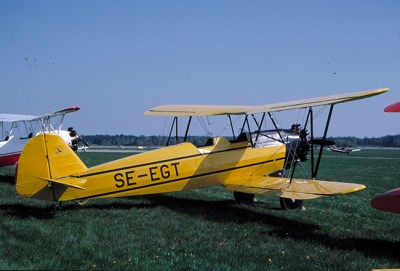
[0,149,399,270]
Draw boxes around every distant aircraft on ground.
[15,88,388,211]
[327,145,361,154]
[370,101,400,214]
[0,107,88,167]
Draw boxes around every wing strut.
[166,117,178,146]
[239,115,255,146]
[183,116,192,142]
[309,108,315,179]
[312,104,334,179]
[268,112,285,143]
[253,113,266,144]
[227,114,236,140]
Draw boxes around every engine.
[251,123,310,169]
[283,124,310,168]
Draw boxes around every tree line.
[81,134,400,148]
[326,135,400,148]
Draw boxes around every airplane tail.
[16,133,88,201]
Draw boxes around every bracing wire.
[198,116,211,137]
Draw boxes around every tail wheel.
[280,197,304,210]
[234,191,256,204]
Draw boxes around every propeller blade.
[79,138,90,147]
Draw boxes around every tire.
[280,197,304,210]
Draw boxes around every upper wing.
[224,176,366,200]
[0,114,38,122]
[49,106,80,117]
[0,107,80,122]
[145,88,388,116]
[35,106,81,120]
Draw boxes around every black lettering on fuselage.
[114,162,181,187]
[171,162,179,176]
[160,164,170,178]
[114,173,124,188]
[149,166,159,181]
[126,170,136,186]
[114,171,136,188]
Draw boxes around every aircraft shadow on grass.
[1,193,399,261]
[0,175,15,185]
[131,195,400,261]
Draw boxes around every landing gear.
[280,197,304,210]
[234,192,256,204]
[49,202,63,213]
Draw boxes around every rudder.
[16,133,87,201]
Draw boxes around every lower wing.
[224,176,366,200]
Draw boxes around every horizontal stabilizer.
[224,176,365,200]
[37,177,87,190]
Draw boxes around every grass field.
[0,149,399,270]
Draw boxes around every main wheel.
[280,197,304,210]
[234,191,256,204]
[49,202,63,214]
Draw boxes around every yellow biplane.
[15,88,388,210]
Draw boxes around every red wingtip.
[384,102,400,112]
[51,107,80,115]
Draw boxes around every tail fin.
[16,133,87,201]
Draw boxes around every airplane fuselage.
[0,135,29,167]
[17,136,286,202]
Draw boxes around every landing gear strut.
[234,192,256,204]
[49,202,63,213]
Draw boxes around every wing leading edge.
[145,88,388,116]
[224,176,366,200]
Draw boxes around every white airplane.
[327,145,361,154]
[0,107,88,167]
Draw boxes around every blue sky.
[0,0,399,137]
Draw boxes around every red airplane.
[370,101,400,214]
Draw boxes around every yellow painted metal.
[16,134,287,202]
[16,133,87,201]
[16,133,366,203]
[225,176,366,200]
